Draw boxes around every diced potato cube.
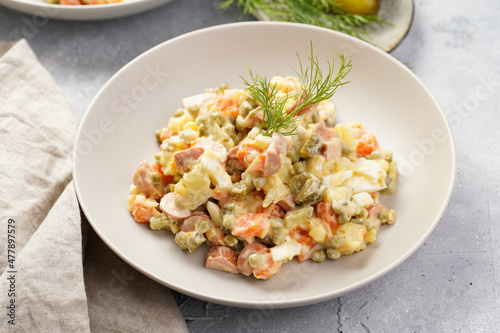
[366,229,377,243]
[254,134,272,150]
[306,155,326,179]
[323,170,354,189]
[262,174,291,208]
[324,186,352,203]
[129,185,139,195]
[352,192,374,208]
[168,111,194,133]
[343,175,386,194]
[183,168,210,193]
[335,123,357,152]
[182,122,199,132]
[336,222,367,255]
[309,224,327,243]
[270,239,301,261]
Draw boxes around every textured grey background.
[1,0,499,332]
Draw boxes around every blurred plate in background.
[254,0,414,52]
[0,0,175,21]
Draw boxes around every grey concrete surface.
[1,0,499,332]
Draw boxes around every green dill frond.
[241,44,352,137]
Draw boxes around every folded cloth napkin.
[0,40,188,333]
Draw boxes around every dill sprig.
[219,0,386,41]
[242,73,298,136]
[241,45,352,137]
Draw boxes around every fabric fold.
[0,181,91,332]
[0,40,188,333]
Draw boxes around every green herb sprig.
[242,45,352,137]
[219,0,386,41]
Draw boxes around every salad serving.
[127,49,397,280]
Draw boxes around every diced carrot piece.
[160,128,174,141]
[316,201,339,239]
[258,203,285,219]
[128,195,158,223]
[232,213,270,243]
[212,188,230,202]
[227,146,247,171]
[205,246,239,274]
[253,252,282,280]
[236,142,263,167]
[214,95,239,119]
[356,133,379,157]
[366,204,385,219]
[289,227,318,262]
[132,206,156,223]
[150,163,174,184]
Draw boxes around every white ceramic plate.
[0,0,175,21]
[254,0,414,52]
[73,22,455,308]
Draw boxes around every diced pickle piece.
[283,206,314,228]
[149,214,172,231]
[289,172,326,206]
[175,231,206,252]
[300,133,323,159]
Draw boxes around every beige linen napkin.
[0,40,188,333]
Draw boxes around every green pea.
[248,254,263,268]
[239,101,253,118]
[379,210,390,224]
[253,176,266,189]
[292,161,306,174]
[151,172,162,185]
[196,220,211,234]
[155,129,162,143]
[222,215,236,231]
[342,145,352,156]
[330,235,343,248]
[327,248,341,260]
[338,213,350,224]
[224,235,238,247]
[312,249,326,262]
[272,233,286,246]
